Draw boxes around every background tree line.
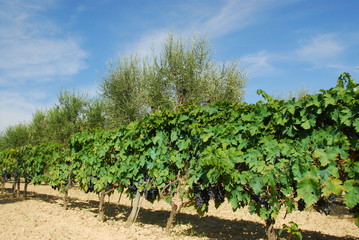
[0,32,247,149]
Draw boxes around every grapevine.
[0,73,357,240]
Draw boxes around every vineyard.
[0,73,358,240]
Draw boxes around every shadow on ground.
[0,187,357,240]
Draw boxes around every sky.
[0,0,358,132]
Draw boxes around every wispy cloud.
[295,34,346,69]
[121,0,293,58]
[0,38,87,82]
[199,0,281,38]
[240,33,351,79]
[0,90,35,131]
[240,50,281,78]
[120,29,170,58]
[0,0,87,131]
[0,0,87,85]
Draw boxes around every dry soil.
[0,183,358,240]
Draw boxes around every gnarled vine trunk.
[63,188,69,209]
[12,176,20,197]
[265,217,278,240]
[126,191,142,227]
[165,171,184,235]
[24,181,29,199]
[24,174,30,199]
[0,177,4,193]
[98,190,106,222]
[62,174,72,210]
[165,189,183,235]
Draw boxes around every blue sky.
[0,0,358,131]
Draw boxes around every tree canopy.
[101,32,247,126]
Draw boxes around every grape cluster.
[64,179,69,186]
[208,185,226,205]
[314,197,333,215]
[127,181,138,196]
[13,170,19,179]
[144,188,159,202]
[349,204,359,214]
[251,194,269,209]
[192,184,227,208]
[328,194,338,203]
[105,183,111,192]
[3,171,11,181]
[24,173,32,183]
[194,188,210,208]
[297,198,306,211]
[51,179,70,191]
[85,180,95,193]
[143,172,150,181]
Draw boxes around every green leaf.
[323,94,336,107]
[249,177,263,195]
[297,178,320,206]
[314,147,339,167]
[322,178,342,196]
[201,132,214,142]
[170,130,178,142]
[339,108,352,126]
[313,149,329,166]
[152,132,163,144]
[343,180,359,208]
[353,118,359,132]
[301,120,311,130]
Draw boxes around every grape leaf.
[297,178,320,206]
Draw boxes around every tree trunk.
[165,184,183,235]
[24,174,30,199]
[98,190,106,222]
[24,181,29,199]
[117,191,123,205]
[16,177,20,197]
[63,188,68,209]
[11,181,15,196]
[265,218,278,240]
[165,200,180,235]
[126,191,142,227]
[12,176,20,197]
[1,178,4,193]
[63,174,72,209]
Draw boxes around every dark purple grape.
[314,198,332,215]
[145,188,158,202]
[298,199,306,211]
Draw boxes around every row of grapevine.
[1,73,358,240]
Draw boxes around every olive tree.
[0,124,30,149]
[101,32,247,126]
[27,90,108,144]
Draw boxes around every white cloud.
[199,0,260,38]
[121,0,293,58]
[0,91,35,131]
[0,0,87,84]
[295,34,346,69]
[0,38,87,81]
[120,29,170,58]
[240,33,350,79]
[240,50,281,78]
[0,0,87,131]
[194,0,295,38]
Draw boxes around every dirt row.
[0,183,358,240]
